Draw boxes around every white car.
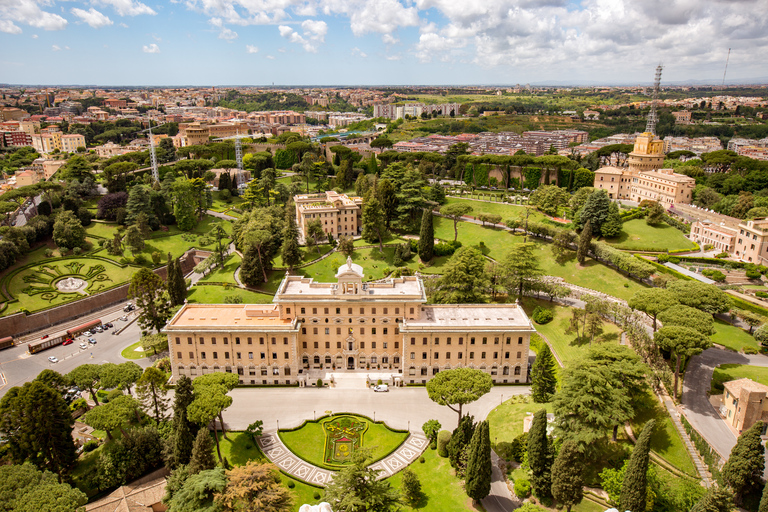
[80,342,88,349]
[93,326,103,333]
[48,356,58,363]
[373,384,389,392]
[82,331,92,337]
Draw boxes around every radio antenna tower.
[645,64,663,134]
[147,114,159,183]
[722,48,731,87]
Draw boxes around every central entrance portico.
[347,357,355,370]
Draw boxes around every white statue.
[346,256,353,269]
[298,503,333,512]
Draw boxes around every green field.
[279,415,408,470]
[187,285,274,304]
[711,364,768,394]
[273,244,334,268]
[711,319,759,352]
[486,397,551,458]
[606,219,697,252]
[442,197,545,224]
[199,253,241,284]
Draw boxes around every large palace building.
[294,191,363,240]
[165,259,535,386]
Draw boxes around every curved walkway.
[257,429,429,486]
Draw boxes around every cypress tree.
[551,440,583,512]
[620,419,655,512]
[418,209,434,262]
[690,486,734,512]
[168,375,195,467]
[527,408,553,499]
[447,414,475,470]
[531,343,557,403]
[577,219,592,265]
[759,482,768,512]
[723,420,766,505]
[281,204,302,270]
[188,429,217,474]
[601,202,623,239]
[465,420,492,502]
[219,172,230,192]
[166,254,182,306]
[174,255,186,303]
[239,243,264,286]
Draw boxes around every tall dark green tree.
[503,242,543,300]
[189,429,217,474]
[619,420,655,512]
[758,480,768,512]
[447,414,475,471]
[690,486,734,512]
[0,381,78,481]
[577,219,592,264]
[531,343,557,403]
[128,267,172,334]
[550,440,583,512]
[281,204,302,270]
[465,420,492,502]
[166,375,196,468]
[418,208,434,262]
[166,254,185,306]
[433,247,490,304]
[362,190,388,252]
[239,243,265,286]
[323,450,401,512]
[723,420,766,505]
[579,189,611,235]
[528,409,553,499]
[601,202,623,238]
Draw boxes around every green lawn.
[606,219,696,252]
[711,364,768,394]
[187,285,274,304]
[292,247,422,283]
[486,396,551,460]
[442,197,545,224]
[278,415,408,470]
[387,447,479,512]
[210,190,245,213]
[629,388,697,476]
[273,244,334,268]
[120,340,149,360]
[199,253,241,284]
[711,319,759,352]
[521,297,622,366]
[85,221,121,239]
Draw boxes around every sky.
[1,0,768,86]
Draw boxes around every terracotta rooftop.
[165,304,296,330]
[723,378,768,396]
[85,468,168,512]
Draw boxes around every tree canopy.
[426,367,493,427]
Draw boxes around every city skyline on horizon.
[2,0,768,87]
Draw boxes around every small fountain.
[56,277,88,293]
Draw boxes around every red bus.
[66,319,102,338]
[0,336,13,350]
[28,334,66,354]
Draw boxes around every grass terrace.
[711,319,760,353]
[711,364,768,394]
[186,285,274,304]
[606,219,696,252]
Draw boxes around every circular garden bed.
[278,414,408,470]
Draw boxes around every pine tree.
[690,486,734,512]
[401,468,422,507]
[577,219,592,265]
[166,254,183,306]
[173,255,186,303]
[418,209,434,262]
[167,375,196,467]
[601,202,623,238]
[531,343,557,403]
[527,408,553,499]
[758,481,768,512]
[465,420,492,502]
[550,440,583,512]
[723,420,766,505]
[447,414,475,470]
[239,243,264,286]
[620,419,655,512]
[281,205,302,270]
[189,429,217,474]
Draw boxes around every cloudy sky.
[1,0,767,86]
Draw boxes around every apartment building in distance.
[373,103,460,120]
[294,191,363,240]
[164,259,534,386]
[61,134,86,153]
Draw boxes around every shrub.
[514,478,531,498]
[437,430,451,457]
[509,432,528,462]
[134,254,149,266]
[313,491,321,500]
[224,295,243,304]
[531,306,553,325]
[377,379,383,385]
[419,456,425,463]
[44,248,53,257]
[106,389,123,401]
[657,254,670,263]
[746,270,762,279]
[72,247,81,255]
[755,291,768,299]
[743,346,759,355]
[70,398,87,411]
[715,251,730,259]
[151,252,162,265]
[83,440,99,452]
[287,480,295,489]
[316,378,323,387]
[669,257,681,264]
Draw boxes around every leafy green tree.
[280,205,302,270]
[166,375,196,468]
[239,243,265,286]
[427,368,493,427]
[189,429,217,475]
[645,201,665,225]
[305,219,326,254]
[503,242,543,300]
[125,224,145,253]
[601,202,623,238]
[187,387,229,463]
[52,209,86,250]
[215,461,294,512]
[433,247,489,304]
[84,394,141,440]
[620,420,655,512]
[136,366,170,421]
[323,450,401,512]
[578,189,611,236]
[67,364,102,406]
[401,468,422,507]
[125,184,155,225]
[529,184,570,216]
[531,343,557,403]
[418,208,434,262]
[550,440,583,512]
[167,254,187,306]
[667,280,730,315]
[690,485,734,512]
[128,267,172,334]
[168,467,227,512]
[440,203,473,241]
[465,420,492,502]
[528,409,553,499]
[362,190,388,252]
[758,480,768,512]
[576,219,592,264]
[657,305,715,336]
[0,382,78,481]
[0,463,87,512]
[100,361,143,395]
[552,229,577,264]
[628,288,679,332]
[654,326,711,399]
[754,323,768,350]
[338,235,355,258]
[171,179,199,231]
[723,420,766,505]
[447,414,475,472]
[33,369,68,394]
[422,419,442,448]
[193,373,239,439]
[60,155,95,182]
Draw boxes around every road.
[0,313,152,398]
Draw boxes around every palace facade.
[165,259,535,386]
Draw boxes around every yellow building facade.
[295,191,363,240]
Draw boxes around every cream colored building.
[626,132,665,171]
[30,132,62,154]
[15,169,42,187]
[295,191,363,240]
[164,260,534,386]
[689,221,738,253]
[721,378,768,434]
[734,218,768,264]
[61,133,86,153]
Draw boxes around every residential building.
[40,159,67,179]
[721,378,768,434]
[593,166,695,204]
[103,98,127,109]
[663,136,722,155]
[15,169,41,187]
[164,259,534,385]
[373,103,460,120]
[733,218,768,264]
[672,110,692,124]
[689,220,738,253]
[294,191,363,240]
[30,132,62,154]
[583,110,600,120]
[0,107,28,121]
[61,134,86,153]
[3,131,32,147]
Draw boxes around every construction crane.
[213,132,251,171]
[645,64,663,135]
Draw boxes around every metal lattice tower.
[235,133,243,171]
[147,115,159,183]
[645,64,663,134]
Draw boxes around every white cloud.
[266,54,275,59]
[246,44,258,53]
[0,20,22,34]
[31,33,37,38]
[382,33,398,45]
[119,22,129,28]
[351,47,366,57]
[71,7,113,28]
[142,43,160,53]
[385,53,402,60]
[210,17,238,40]
[64,45,70,50]
[52,44,61,51]
[93,0,156,16]
[278,19,327,52]
[0,0,68,32]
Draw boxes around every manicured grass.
[273,244,334,268]
[187,285,274,304]
[486,396,551,458]
[442,197,545,224]
[71,444,106,497]
[521,297,622,366]
[210,190,245,212]
[85,221,121,239]
[120,340,149,360]
[387,447,479,512]
[711,364,768,394]
[294,247,421,283]
[711,319,759,352]
[353,234,409,247]
[278,415,408,470]
[199,253,241,284]
[606,219,696,252]
[629,388,697,476]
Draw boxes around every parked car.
[120,316,128,321]
[79,342,88,349]
[106,322,114,328]
[94,326,103,333]
[41,334,49,339]
[62,339,73,346]
[48,356,58,363]
[88,338,97,344]
[373,384,389,392]
[102,324,109,330]
[123,303,135,312]
[82,331,92,337]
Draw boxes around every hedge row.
[680,414,723,484]
[634,255,693,281]
[668,243,700,254]
[663,214,691,234]
[591,242,655,279]
[727,294,768,318]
